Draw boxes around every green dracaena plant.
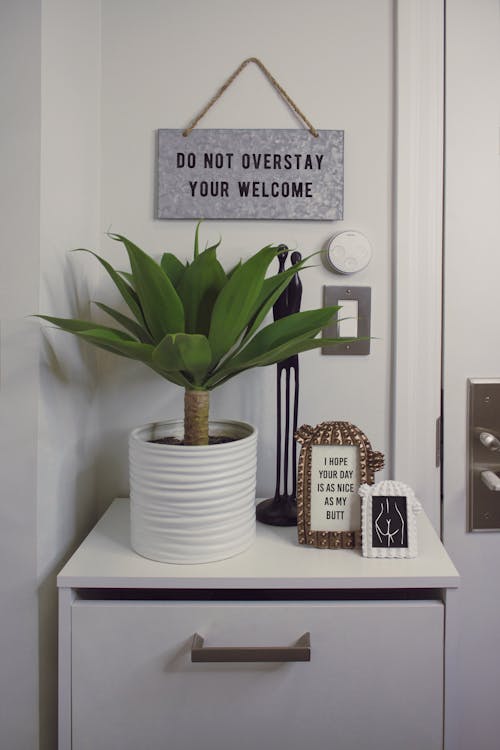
[37,225,345,445]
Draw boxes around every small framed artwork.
[295,421,384,549]
[359,480,422,558]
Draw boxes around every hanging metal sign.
[156,129,344,221]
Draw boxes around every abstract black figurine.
[256,247,302,526]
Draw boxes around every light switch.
[322,285,371,355]
[337,299,358,338]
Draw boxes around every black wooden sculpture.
[256,247,302,526]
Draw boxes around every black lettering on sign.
[189,181,229,198]
[237,181,313,198]
[204,153,234,169]
[371,496,408,548]
[177,152,196,168]
[326,510,344,520]
[319,470,337,479]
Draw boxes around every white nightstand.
[58,499,459,750]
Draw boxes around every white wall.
[38,2,102,748]
[0,2,101,749]
[443,1,500,748]
[0,5,42,747]
[95,0,394,507]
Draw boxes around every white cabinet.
[58,500,459,750]
[71,600,443,750]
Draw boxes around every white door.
[442,1,500,749]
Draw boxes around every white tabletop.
[57,499,459,590]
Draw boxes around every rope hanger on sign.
[182,57,319,138]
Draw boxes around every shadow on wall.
[37,460,99,750]
[37,255,102,750]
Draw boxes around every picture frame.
[359,480,422,558]
[295,421,384,549]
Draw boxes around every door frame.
[393,0,444,532]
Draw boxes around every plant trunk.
[184,389,210,445]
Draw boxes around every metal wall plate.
[322,285,371,355]
[468,378,500,531]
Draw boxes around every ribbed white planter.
[129,419,258,564]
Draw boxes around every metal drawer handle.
[191,632,311,663]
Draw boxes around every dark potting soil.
[150,435,235,446]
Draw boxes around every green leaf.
[77,332,154,361]
[227,260,241,278]
[37,314,154,362]
[204,335,335,389]
[204,237,222,253]
[176,247,227,335]
[238,254,316,349]
[194,221,202,259]
[204,307,338,388]
[73,249,147,329]
[160,253,186,288]
[109,234,185,341]
[153,333,212,385]
[149,363,193,389]
[192,221,222,257]
[92,302,153,343]
[37,314,126,335]
[233,307,339,364]
[118,270,135,287]
[208,244,279,365]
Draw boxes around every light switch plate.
[322,285,371,355]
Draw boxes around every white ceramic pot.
[129,419,258,564]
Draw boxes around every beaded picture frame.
[295,421,384,549]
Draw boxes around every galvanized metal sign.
[157,129,343,221]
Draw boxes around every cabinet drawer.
[71,599,443,750]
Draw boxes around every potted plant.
[38,225,343,563]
